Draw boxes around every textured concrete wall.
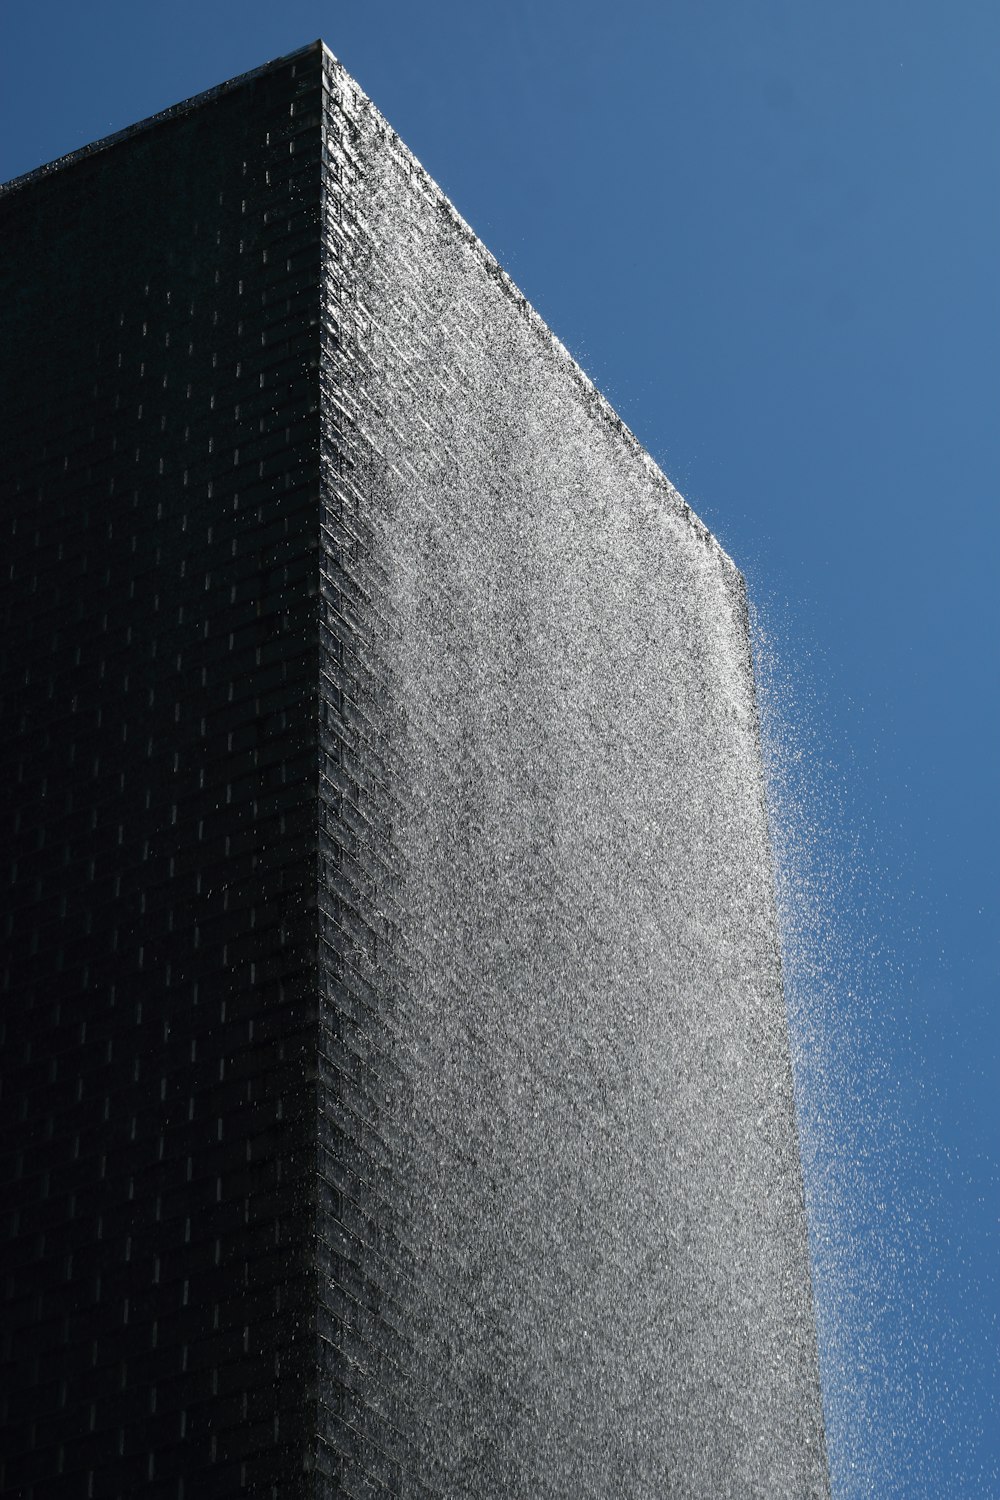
[316,48,829,1500]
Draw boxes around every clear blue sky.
[2,3,996,1494]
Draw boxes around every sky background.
[2,3,996,1494]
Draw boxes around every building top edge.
[0,40,324,200]
[0,37,737,579]
[317,45,738,578]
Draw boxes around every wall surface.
[315,48,829,1500]
[0,48,324,1498]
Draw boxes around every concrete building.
[0,41,829,1499]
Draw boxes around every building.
[0,41,829,1499]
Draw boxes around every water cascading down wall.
[0,40,829,1499]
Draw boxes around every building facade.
[0,42,829,1498]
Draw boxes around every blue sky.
[2,3,996,1493]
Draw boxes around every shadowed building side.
[0,48,324,1499]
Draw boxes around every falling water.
[314,48,829,1498]
[752,606,1000,1500]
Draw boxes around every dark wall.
[0,49,323,1498]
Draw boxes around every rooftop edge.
[0,40,324,199]
[0,37,737,579]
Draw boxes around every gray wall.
[316,49,829,1500]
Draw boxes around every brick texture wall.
[0,47,324,1500]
